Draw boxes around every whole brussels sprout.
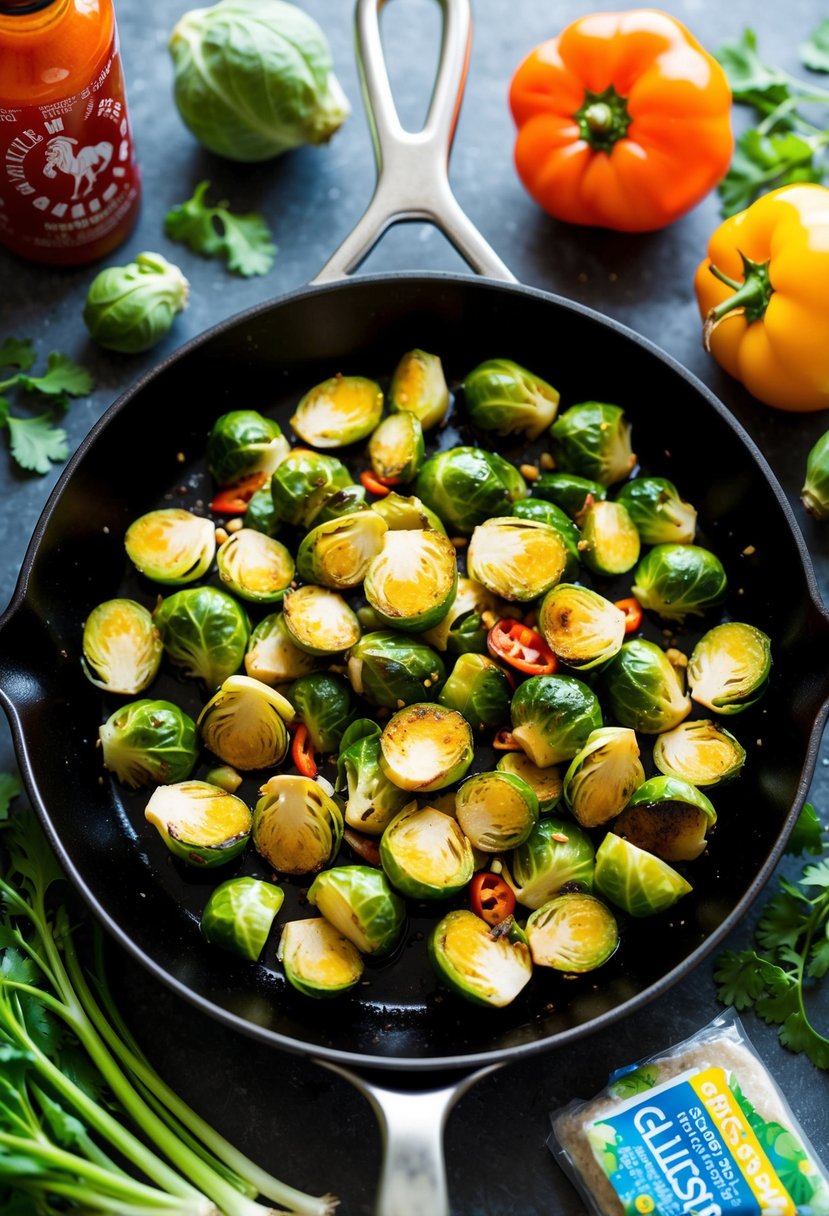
[169,0,350,162]
[415,447,527,534]
[501,817,595,910]
[550,401,636,486]
[802,430,829,520]
[602,639,691,735]
[510,674,603,768]
[99,699,198,788]
[307,865,405,956]
[197,675,293,770]
[437,653,512,731]
[83,252,189,353]
[291,375,383,449]
[289,672,356,754]
[125,509,215,585]
[314,483,368,523]
[154,586,250,689]
[462,358,559,441]
[533,471,606,518]
[207,409,290,486]
[526,893,618,973]
[389,349,450,431]
[616,477,697,545]
[270,449,353,528]
[631,544,727,623]
[429,910,532,1008]
[347,631,446,710]
[81,598,162,694]
[244,485,281,536]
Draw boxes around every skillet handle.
[312,0,515,285]
[319,1061,502,1216]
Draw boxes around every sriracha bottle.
[0,0,141,265]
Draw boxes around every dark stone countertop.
[1,0,828,1212]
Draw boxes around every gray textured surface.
[1,0,829,1212]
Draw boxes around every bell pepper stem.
[703,253,773,351]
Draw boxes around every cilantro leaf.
[0,337,35,373]
[716,29,792,112]
[801,20,829,73]
[787,802,825,856]
[808,936,829,980]
[778,1012,829,1069]
[714,950,769,1008]
[756,891,810,950]
[6,415,68,475]
[802,858,829,889]
[718,129,824,216]
[18,351,94,399]
[755,972,800,1023]
[0,773,22,822]
[165,180,276,278]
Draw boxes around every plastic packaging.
[550,1011,829,1216]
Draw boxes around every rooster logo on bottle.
[42,136,114,200]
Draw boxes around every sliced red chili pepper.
[487,618,558,676]
[469,872,516,927]
[343,828,382,867]
[360,470,393,497]
[492,729,523,751]
[210,470,268,515]
[291,723,318,778]
[615,597,644,634]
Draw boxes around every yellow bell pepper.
[694,183,829,412]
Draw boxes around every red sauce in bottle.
[0,0,141,265]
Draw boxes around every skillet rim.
[2,269,828,1072]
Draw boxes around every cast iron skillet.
[2,2,829,1211]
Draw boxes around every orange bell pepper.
[694,184,829,413]
[509,10,733,233]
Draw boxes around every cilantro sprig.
[715,23,829,215]
[0,339,93,475]
[164,181,276,278]
[715,803,829,1068]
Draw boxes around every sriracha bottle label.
[0,36,140,261]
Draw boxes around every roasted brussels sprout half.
[550,401,636,486]
[253,774,343,875]
[594,832,692,917]
[296,511,387,590]
[526,893,618,973]
[687,622,771,714]
[307,865,405,955]
[653,719,745,787]
[201,877,284,961]
[278,919,364,999]
[216,529,295,603]
[614,775,717,862]
[347,631,446,710]
[389,349,449,431]
[616,477,697,545]
[511,498,580,576]
[289,672,356,754]
[539,584,625,671]
[207,409,290,486]
[368,412,425,483]
[563,727,645,828]
[510,674,603,768]
[533,471,606,518]
[82,598,162,694]
[338,732,410,835]
[314,483,369,523]
[421,577,501,654]
[370,491,446,533]
[802,430,829,520]
[501,817,595,910]
[428,909,532,1008]
[154,586,250,689]
[379,703,473,792]
[577,499,640,576]
[244,485,281,536]
[496,751,562,813]
[83,251,189,354]
[282,585,361,655]
[456,771,539,852]
[415,446,527,535]
[145,780,252,867]
[467,516,568,602]
[437,653,512,731]
[602,639,691,734]
[631,544,728,623]
[244,612,318,685]
[197,675,293,771]
[290,374,383,449]
[100,699,198,789]
[125,508,215,585]
[462,358,559,441]
[364,528,457,632]
[380,802,474,900]
[270,449,353,528]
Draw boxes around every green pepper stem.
[575,85,632,152]
[703,253,774,350]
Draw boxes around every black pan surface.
[2,272,828,1070]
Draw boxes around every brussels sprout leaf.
[6,415,69,475]
[165,181,276,278]
[801,20,829,73]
